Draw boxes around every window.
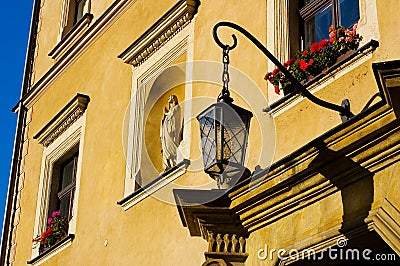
[48,150,78,223]
[50,0,92,60]
[30,94,88,262]
[290,0,360,55]
[62,0,87,37]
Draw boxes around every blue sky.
[0,1,33,237]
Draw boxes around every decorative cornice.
[174,189,248,238]
[48,13,94,60]
[33,94,90,147]
[366,199,400,256]
[118,0,200,66]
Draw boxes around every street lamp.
[198,21,356,189]
[197,47,253,188]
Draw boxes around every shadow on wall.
[309,143,374,235]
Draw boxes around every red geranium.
[264,22,361,95]
[300,59,313,71]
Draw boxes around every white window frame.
[267,0,380,108]
[30,96,88,264]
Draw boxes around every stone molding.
[123,21,193,197]
[366,200,400,255]
[49,13,94,60]
[118,160,190,211]
[174,189,249,265]
[204,233,248,264]
[230,105,399,232]
[33,94,90,147]
[118,0,200,66]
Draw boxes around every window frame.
[56,152,78,221]
[61,0,89,38]
[267,0,380,106]
[298,0,360,50]
[48,0,93,60]
[31,119,84,258]
[30,94,88,262]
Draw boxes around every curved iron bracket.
[213,21,354,121]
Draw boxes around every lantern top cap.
[196,99,253,121]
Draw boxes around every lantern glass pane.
[220,104,248,166]
[199,108,216,169]
[197,101,253,179]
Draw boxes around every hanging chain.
[220,45,231,100]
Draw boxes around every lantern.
[197,98,252,187]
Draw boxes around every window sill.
[48,13,93,60]
[27,234,74,265]
[267,39,379,117]
[117,159,190,211]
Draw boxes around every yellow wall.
[11,0,400,265]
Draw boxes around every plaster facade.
[2,0,400,265]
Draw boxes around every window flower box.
[265,23,362,96]
[32,211,69,254]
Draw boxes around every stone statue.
[160,95,182,171]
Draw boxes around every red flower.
[300,59,313,71]
[283,59,293,68]
[302,50,309,56]
[329,24,334,32]
[274,86,280,94]
[299,60,307,71]
[345,36,353,43]
[272,68,279,75]
[319,39,329,48]
[310,42,320,53]
[329,31,336,42]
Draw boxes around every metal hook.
[213,24,238,51]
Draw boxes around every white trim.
[58,0,91,42]
[31,113,86,259]
[179,19,195,162]
[125,22,193,197]
[121,162,189,211]
[30,237,73,266]
[50,13,93,61]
